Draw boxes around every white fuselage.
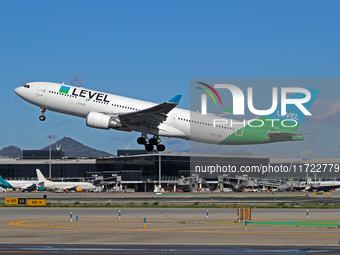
[36,169,96,191]
[15,82,237,145]
[4,180,39,190]
[43,180,96,191]
[300,181,340,191]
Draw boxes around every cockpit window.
[23,84,30,88]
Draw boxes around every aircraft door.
[78,97,86,105]
[36,84,46,96]
[171,113,177,123]
[235,126,244,136]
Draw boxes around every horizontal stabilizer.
[267,131,304,141]
[216,107,233,117]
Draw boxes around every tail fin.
[0,175,13,189]
[36,169,47,182]
[261,87,320,133]
[220,87,320,145]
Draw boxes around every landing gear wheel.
[137,137,146,145]
[39,115,46,121]
[157,144,165,151]
[145,143,154,151]
[149,138,158,145]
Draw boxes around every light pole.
[305,134,312,182]
[158,149,171,192]
[159,152,161,192]
[46,135,55,179]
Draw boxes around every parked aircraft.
[299,181,340,192]
[15,82,319,151]
[0,175,43,192]
[36,169,96,192]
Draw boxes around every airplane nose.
[15,87,24,97]
[14,87,20,95]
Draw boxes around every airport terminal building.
[0,150,339,191]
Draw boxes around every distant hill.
[41,137,113,157]
[0,146,22,157]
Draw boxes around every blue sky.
[1,0,340,158]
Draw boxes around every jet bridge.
[178,174,200,192]
[218,175,258,191]
[89,174,122,191]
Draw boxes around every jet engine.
[86,111,122,130]
[76,187,83,192]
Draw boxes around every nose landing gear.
[136,135,166,152]
[39,109,46,121]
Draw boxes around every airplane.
[14,82,319,151]
[0,175,44,192]
[36,169,96,192]
[299,181,340,192]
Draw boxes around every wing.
[64,186,77,190]
[21,183,37,191]
[62,185,87,192]
[118,95,182,127]
[55,185,77,190]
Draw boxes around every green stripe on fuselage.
[220,116,301,145]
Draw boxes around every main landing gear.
[39,109,46,121]
[137,136,165,152]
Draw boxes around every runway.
[1,207,340,247]
[0,244,339,255]
[1,191,339,205]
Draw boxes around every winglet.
[168,94,182,104]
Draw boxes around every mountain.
[41,137,113,157]
[0,146,23,157]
